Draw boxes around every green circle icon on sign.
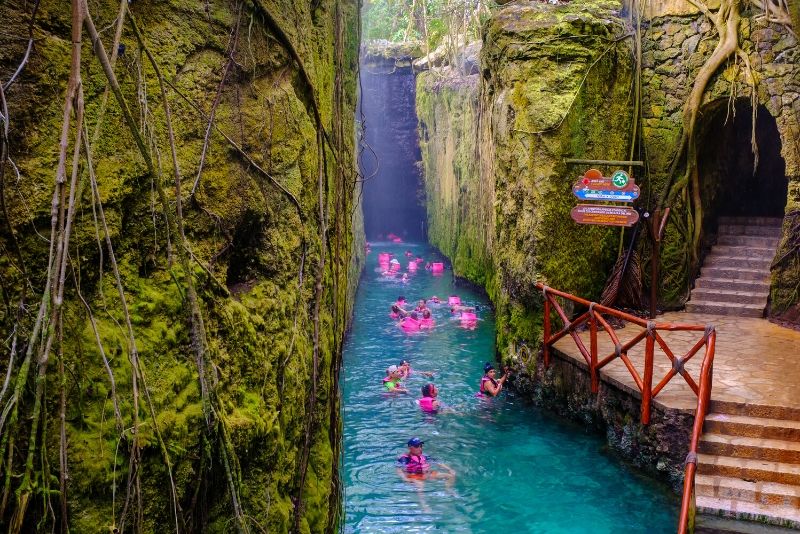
[611,170,629,188]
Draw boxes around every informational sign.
[572,170,640,202]
[571,204,640,227]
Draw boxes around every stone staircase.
[694,400,800,529]
[687,217,783,317]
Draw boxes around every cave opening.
[357,52,427,242]
[698,99,788,225]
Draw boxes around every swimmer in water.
[390,304,408,319]
[396,438,455,486]
[429,295,441,304]
[383,365,408,393]
[398,360,434,379]
[419,309,435,329]
[479,363,511,397]
[417,383,441,412]
[415,299,428,312]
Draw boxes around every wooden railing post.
[641,321,655,424]
[589,304,598,394]
[543,291,551,368]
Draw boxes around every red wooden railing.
[535,283,716,534]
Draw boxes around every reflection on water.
[342,243,677,533]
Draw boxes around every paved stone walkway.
[552,312,800,413]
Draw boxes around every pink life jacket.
[480,375,498,395]
[419,318,434,329]
[417,397,437,412]
[400,317,421,331]
[399,454,430,474]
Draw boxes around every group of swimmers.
[368,247,515,487]
[375,249,450,281]
[382,292,512,486]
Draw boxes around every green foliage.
[363,0,495,49]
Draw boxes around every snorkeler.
[479,363,511,397]
[383,365,408,393]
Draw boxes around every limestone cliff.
[418,0,635,351]
[0,0,361,532]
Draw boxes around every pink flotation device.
[393,238,403,243]
[391,262,401,272]
[448,296,461,306]
[408,261,418,271]
[420,318,434,329]
[431,262,444,273]
[460,311,477,321]
[400,317,421,332]
[378,252,391,263]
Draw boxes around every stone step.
[686,301,765,317]
[717,235,781,248]
[696,495,800,529]
[690,289,768,306]
[697,454,800,486]
[693,278,771,293]
[699,434,800,464]
[710,401,800,422]
[718,216,784,228]
[704,413,800,441]
[718,224,783,238]
[696,514,800,533]
[703,255,773,270]
[710,245,778,259]
[695,474,800,508]
[700,266,770,281]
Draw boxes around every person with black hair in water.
[478,363,510,397]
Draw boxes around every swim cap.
[407,437,424,447]
[484,362,495,373]
[387,365,398,374]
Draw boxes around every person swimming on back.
[417,383,441,413]
[383,365,408,393]
[479,363,510,397]
[397,360,434,380]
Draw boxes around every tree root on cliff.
[660,0,758,268]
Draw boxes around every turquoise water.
[342,242,678,533]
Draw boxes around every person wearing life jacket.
[396,438,455,485]
[383,365,408,393]
[390,304,409,320]
[399,312,422,331]
[417,383,440,413]
[479,363,510,397]
[397,360,434,380]
[415,299,428,313]
[419,309,435,329]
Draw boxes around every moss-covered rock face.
[417,65,494,287]
[418,0,634,354]
[0,0,361,532]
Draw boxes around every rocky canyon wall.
[0,0,361,532]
